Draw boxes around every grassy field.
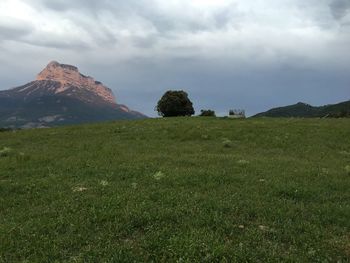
[1,118,350,262]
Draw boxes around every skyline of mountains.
[253,101,350,118]
[0,61,146,128]
[0,61,349,129]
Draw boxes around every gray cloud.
[0,19,33,41]
[36,0,111,12]
[330,0,350,19]
[0,0,349,116]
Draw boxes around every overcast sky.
[0,0,349,116]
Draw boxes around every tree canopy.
[156,90,195,117]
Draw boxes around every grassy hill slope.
[1,118,350,262]
[254,100,350,118]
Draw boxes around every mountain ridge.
[0,61,146,128]
[253,100,350,118]
[35,61,116,105]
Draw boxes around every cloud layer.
[0,0,349,116]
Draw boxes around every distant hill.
[0,61,146,128]
[253,100,350,118]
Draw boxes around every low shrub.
[346,165,350,175]
[0,147,13,157]
[0,128,12,133]
[199,110,216,117]
[222,138,233,148]
[153,171,165,180]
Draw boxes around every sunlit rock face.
[36,61,117,106]
[0,61,147,128]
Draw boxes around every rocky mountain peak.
[36,61,116,105]
[0,61,146,128]
[37,61,79,82]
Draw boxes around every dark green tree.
[199,109,216,117]
[156,90,195,117]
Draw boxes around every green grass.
[1,118,350,262]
